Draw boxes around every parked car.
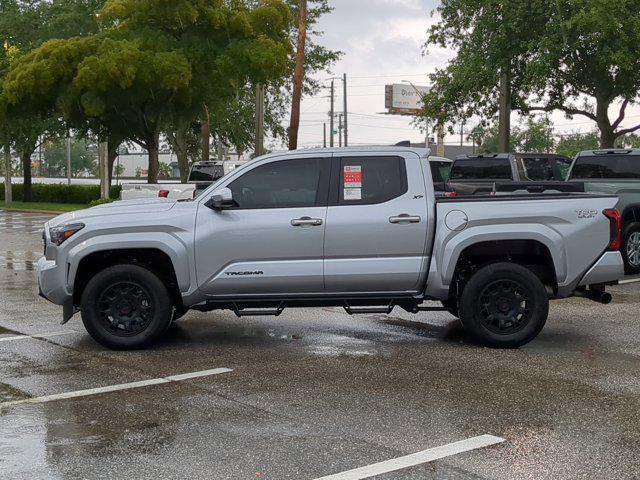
[567,149,640,274]
[120,161,226,200]
[448,153,572,195]
[38,147,624,350]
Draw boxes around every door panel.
[195,206,327,295]
[323,153,429,293]
[194,155,330,296]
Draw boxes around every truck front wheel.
[458,262,549,348]
[80,264,173,349]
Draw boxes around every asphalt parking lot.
[1,210,639,479]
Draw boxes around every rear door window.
[450,158,512,180]
[519,157,555,181]
[335,156,407,205]
[570,155,640,179]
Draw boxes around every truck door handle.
[291,217,323,227]
[389,214,421,224]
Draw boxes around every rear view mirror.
[205,187,235,210]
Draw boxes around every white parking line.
[0,330,77,342]
[0,368,233,409]
[313,434,505,480]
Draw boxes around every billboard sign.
[385,83,430,115]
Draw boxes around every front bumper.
[37,256,71,306]
[578,251,625,287]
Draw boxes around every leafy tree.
[516,116,555,153]
[42,136,97,177]
[556,131,599,159]
[423,0,640,149]
[2,0,293,184]
[475,116,555,153]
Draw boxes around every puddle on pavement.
[0,251,38,271]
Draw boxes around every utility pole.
[460,123,464,147]
[329,79,335,147]
[255,84,265,156]
[498,70,511,153]
[323,123,327,148]
[343,73,348,147]
[288,0,308,151]
[3,143,11,206]
[66,132,72,185]
[338,114,343,147]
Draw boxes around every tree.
[288,0,307,150]
[0,0,105,199]
[516,116,555,153]
[422,0,640,149]
[43,136,97,177]
[2,0,294,183]
[556,131,600,159]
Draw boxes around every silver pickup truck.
[37,147,624,350]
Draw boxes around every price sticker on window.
[344,165,362,188]
[344,188,362,200]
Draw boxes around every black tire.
[622,222,640,275]
[80,264,173,349]
[458,262,549,349]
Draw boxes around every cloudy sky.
[284,0,639,150]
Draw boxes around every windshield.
[450,158,512,180]
[188,164,225,182]
[570,155,640,179]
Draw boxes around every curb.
[0,207,75,215]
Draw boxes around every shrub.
[0,184,122,204]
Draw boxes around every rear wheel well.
[622,206,640,226]
[73,249,182,309]
[450,240,556,300]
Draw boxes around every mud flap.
[61,299,78,325]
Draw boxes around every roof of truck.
[257,146,431,160]
[576,149,640,157]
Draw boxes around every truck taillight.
[444,191,457,198]
[603,209,621,251]
[158,190,170,198]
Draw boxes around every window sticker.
[344,188,362,200]
[343,165,362,188]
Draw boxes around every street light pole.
[66,132,72,185]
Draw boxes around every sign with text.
[385,83,430,115]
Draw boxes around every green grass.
[0,201,87,213]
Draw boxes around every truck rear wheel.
[80,264,173,349]
[622,222,640,275]
[458,262,549,348]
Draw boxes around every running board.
[343,301,394,315]
[232,302,285,317]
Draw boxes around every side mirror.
[205,187,235,210]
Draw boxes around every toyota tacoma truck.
[38,147,624,350]
[567,149,640,274]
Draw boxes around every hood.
[48,198,178,227]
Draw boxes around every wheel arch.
[70,246,185,308]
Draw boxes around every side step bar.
[343,301,395,315]
[231,302,285,317]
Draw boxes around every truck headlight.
[49,223,85,246]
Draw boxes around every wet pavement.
[1,210,639,479]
